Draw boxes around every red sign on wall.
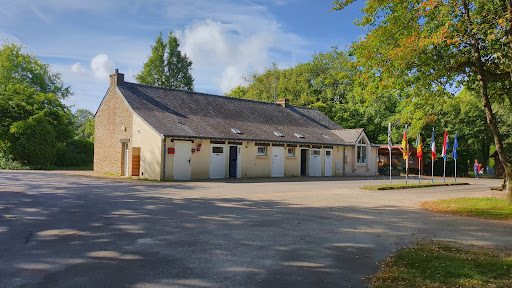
[168,147,175,154]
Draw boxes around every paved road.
[0,171,510,288]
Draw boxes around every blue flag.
[452,132,458,160]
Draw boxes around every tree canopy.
[332,0,512,200]
[135,30,194,91]
[0,43,76,168]
[0,43,71,99]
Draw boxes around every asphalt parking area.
[1,171,510,288]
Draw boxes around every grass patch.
[103,171,121,177]
[369,240,512,288]
[137,177,158,181]
[361,182,469,190]
[422,197,512,221]
[468,172,497,179]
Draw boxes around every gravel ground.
[0,170,509,288]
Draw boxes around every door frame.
[309,148,322,177]
[228,145,241,178]
[122,143,129,176]
[300,148,309,176]
[271,146,285,177]
[209,144,226,179]
[324,149,333,177]
[173,140,192,180]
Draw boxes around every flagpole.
[431,157,434,183]
[419,159,421,183]
[406,144,409,184]
[389,148,392,184]
[443,157,446,182]
[454,159,457,182]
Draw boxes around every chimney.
[275,98,289,108]
[109,68,125,87]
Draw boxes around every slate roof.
[116,82,353,145]
[331,129,365,144]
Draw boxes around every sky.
[0,0,367,113]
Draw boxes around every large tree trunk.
[481,141,490,174]
[463,0,512,203]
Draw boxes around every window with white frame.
[357,138,367,164]
[257,146,267,156]
[287,147,295,157]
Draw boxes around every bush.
[54,139,93,167]
[8,114,56,168]
[0,146,30,170]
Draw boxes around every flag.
[388,123,393,151]
[442,130,449,159]
[452,132,458,160]
[416,134,423,160]
[431,128,436,159]
[402,125,408,159]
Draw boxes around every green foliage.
[369,241,512,287]
[0,43,71,99]
[0,42,75,169]
[332,0,512,198]
[227,49,398,143]
[0,83,74,144]
[136,30,194,91]
[8,114,56,168]
[0,146,30,170]
[54,138,93,168]
[73,109,94,141]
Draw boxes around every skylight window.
[274,131,284,137]
[294,133,304,138]
[231,128,242,134]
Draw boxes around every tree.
[227,49,399,143]
[73,109,94,141]
[0,43,71,99]
[8,114,56,168]
[0,43,74,168]
[136,30,194,91]
[332,0,512,203]
[0,83,73,144]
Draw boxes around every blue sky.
[0,0,366,112]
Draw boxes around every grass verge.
[368,240,512,288]
[421,197,512,221]
[361,182,469,190]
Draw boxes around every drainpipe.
[342,146,346,176]
[162,137,166,181]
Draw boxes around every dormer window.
[231,128,242,134]
[294,133,304,138]
[274,131,284,137]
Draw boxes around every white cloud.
[90,54,115,80]
[71,62,87,76]
[179,18,302,93]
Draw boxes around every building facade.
[94,71,378,180]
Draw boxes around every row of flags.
[431,129,458,160]
[387,124,460,182]
[387,125,459,160]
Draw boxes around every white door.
[210,145,226,179]
[173,141,192,180]
[271,146,285,177]
[324,149,333,177]
[309,149,322,176]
